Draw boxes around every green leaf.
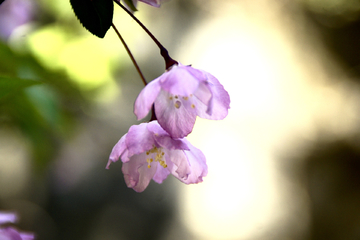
[70,0,114,38]
[0,76,42,101]
[123,0,137,12]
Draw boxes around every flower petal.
[107,133,128,169]
[122,153,157,192]
[166,149,191,181]
[152,163,170,184]
[147,121,190,150]
[181,140,208,184]
[193,81,212,105]
[201,71,230,119]
[155,90,197,138]
[0,212,17,225]
[0,227,23,240]
[159,65,201,96]
[126,123,155,156]
[134,78,161,120]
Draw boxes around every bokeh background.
[1,0,360,239]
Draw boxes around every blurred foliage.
[0,76,41,100]
[0,40,88,173]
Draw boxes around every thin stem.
[114,0,178,69]
[111,23,147,86]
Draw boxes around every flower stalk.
[114,0,178,69]
[112,23,147,86]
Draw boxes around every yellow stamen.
[146,146,168,169]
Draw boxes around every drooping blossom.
[106,121,207,192]
[134,63,230,138]
[0,212,35,240]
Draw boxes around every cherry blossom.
[134,63,230,138]
[106,121,207,192]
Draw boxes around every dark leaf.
[70,0,114,38]
[0,0,5,5]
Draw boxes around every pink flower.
[134,63,230,138]
[0,212,35,240]
[106,121,208,192]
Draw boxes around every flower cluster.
[0,211,35,240]
[107,62,230,192]
[106,1,230,192]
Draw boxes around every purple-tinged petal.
[0,212,17,225]
[154,135,190,151]
[122,153,157,192]
[184,64,207,81]
[159,65,201,96]
[152,163,170,184]
[134,78,161,120]
[165,149,191,180]
[0,227,23,240]
[181,140,208,184]
[107,133,128,169]
[147,121,190,150]
[202,71,230,119]
[19,232,35,240]
[146,120,169,136]
[193,81,212,106]
[155,90,197,138]
[139,0,161,7]
[126,123,155,156]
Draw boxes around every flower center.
[168,94,196,109]
[146,146,167,169]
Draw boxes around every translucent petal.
[126,123,155,156]
[155,90,197,138]
[134,78,161,120]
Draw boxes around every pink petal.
[134,78,161,120]
[152,163,170,184]
[166,149,192,180]
[155,90,197,138]
[202,71,230,119]
[20,232,35,240]
[0,227,23,240]
[0,212,17,225]
[159,65,201,96]
[147,121,190,150]
[126,123,156,156]
[122,153,157,192]
[107,133,128,169]
[181,140,208,184]
[193,81,212,105]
